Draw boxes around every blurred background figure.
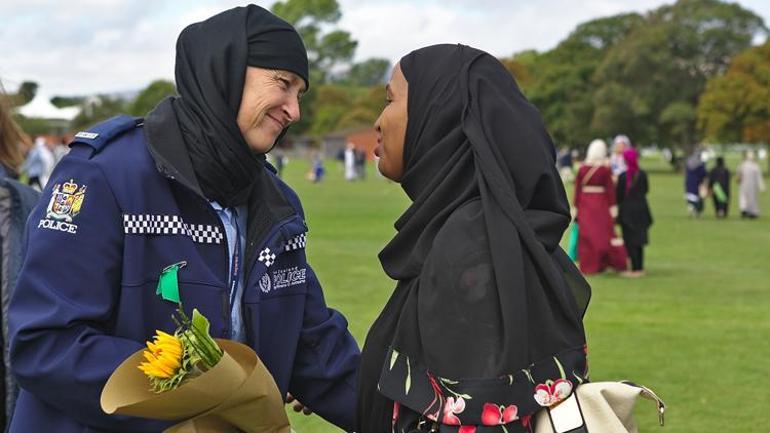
[0,96,26,180]
[557,146,574,183]
[344,142,356,181]
[616,148,652,277]
[736,151,765,219]
[708,156,731,219]
[52,137,69,165]
[0,81,40,430]
[310,151,325,183]
[610,134,631,179]
[574,139,627,275]
[273,148,287,178]
[354,147,366,180]
[684,148,707,217]
[21,137,55,191]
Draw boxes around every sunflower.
[138,330,183,379]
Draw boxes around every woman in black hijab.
[358,44,591,432]
[147,4,309,208]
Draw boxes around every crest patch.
[38,179,86,234]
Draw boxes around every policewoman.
[8,5,359,433]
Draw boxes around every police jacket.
[8,110,360,433]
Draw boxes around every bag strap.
[581,165,601,187]
[621,380,666,426]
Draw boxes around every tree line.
[10,0,770,152]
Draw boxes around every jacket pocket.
[115,280,228,339]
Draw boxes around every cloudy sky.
[2,0,768,97]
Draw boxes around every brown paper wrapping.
[101,339,290,433]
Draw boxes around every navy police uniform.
[8,115,359,432]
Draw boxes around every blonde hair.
[0,82,27,176]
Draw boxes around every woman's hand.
[286,393,312,415]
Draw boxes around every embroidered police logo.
[38,179,86,234]
[259,274,272,294]
[270,266,307,291]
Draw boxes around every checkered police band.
[123,214,224,244]
[258,247,276,267]
[284,233,307,251]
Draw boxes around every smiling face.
[374,63,408,182]
[237,66,307,153]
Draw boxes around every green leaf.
[554,356,567,380]
[389,350,398,370]
[405,358,411,394]
[522,368,535,384]
[573,371,585,384]
[191,309,211,336]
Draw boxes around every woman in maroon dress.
[573,139,626,274]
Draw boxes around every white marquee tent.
[16,93,80,121]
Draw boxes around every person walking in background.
[21,137,54,191]
[736,150,765,219]
[344,142,356,181]
[574,139,626,275]
[610,134,631,179]
[557,146,574,183]
[312,151,325,183]
[0,83,40,431]
[52,137,69,165]
[708,156,731,218]
[684,148,707,217]
[354,147,366,180]
[616,149,652,277]
[273,148,286,178]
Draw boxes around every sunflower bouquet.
[100,264,290,433]
[138,308,223,393]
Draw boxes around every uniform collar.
[143,97,204,198]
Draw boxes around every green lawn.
[279,157,770,433]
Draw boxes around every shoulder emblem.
[37,179,87,234]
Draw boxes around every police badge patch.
[259,274,272,294]
[38,179,86,234]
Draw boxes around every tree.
[304,84,382,136]
[592,0,767,150]
[511,13,643,148]
[500,56,532,89]
[307,85,352,136]
[697,41,770,144]
[51,96,85,108]
[17,81,38,105]
[338,58,391,86]
[71,96,128,130]
[130,80,176,116]
[271,0,357,84]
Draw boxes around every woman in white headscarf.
[736,150,766,218]
[610,134,630,178]
[573,139,626,274]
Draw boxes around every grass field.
[278,156,770,433]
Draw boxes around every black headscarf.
[172,5,308,207]
[358,45,590,430]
